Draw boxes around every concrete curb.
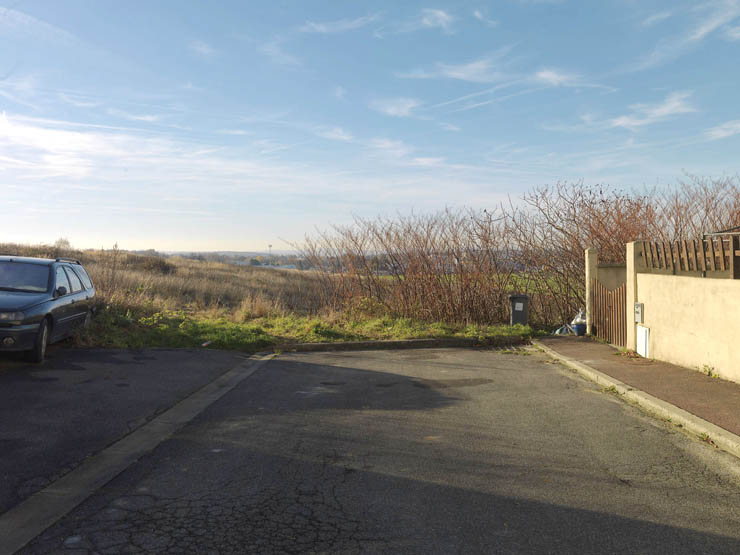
[0,353,275,555]
[281,336,530,353]
[532,339,740,461]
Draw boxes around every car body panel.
[0,323,41,351]
[62,266,90,331]
[0,291,49,311]
[0,257,96,356]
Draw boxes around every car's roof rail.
[55,258,81,264]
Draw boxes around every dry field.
[0,243,530,351]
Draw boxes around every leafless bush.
[301,175,740,326]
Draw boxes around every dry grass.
[0,242,327,318]
[0,241,534,351]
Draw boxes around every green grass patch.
[80,305,536,353]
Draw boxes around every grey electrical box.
[509,294,529,326]
[634,303,644,323]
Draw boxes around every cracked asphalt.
[0,348,244,514]
[13,347,740,553]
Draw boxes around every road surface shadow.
[23,446,740,554]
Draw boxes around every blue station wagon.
[0,256,96,362]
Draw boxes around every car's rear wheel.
[26,319,49,363]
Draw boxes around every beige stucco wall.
[637,273,740,383]
[597,264,626,291]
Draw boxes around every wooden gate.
[591,279,626,346]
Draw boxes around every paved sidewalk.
[537,336,740,438]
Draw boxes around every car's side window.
[64,267,83,293]
[55,267,71,294]
[74,266,93,289]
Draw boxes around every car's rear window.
[0,262,50,293]
[64,267,83,293]
[73,266,93,289]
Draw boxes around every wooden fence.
[638,235,740,278]
[591,279,626,347]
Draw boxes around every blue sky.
[2,0,740,251]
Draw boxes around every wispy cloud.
[300,14,379,33]
[376,8,455,37]
[609,91,696,129]
[690,0,740,40]
[427,81,522,110]
[178,81,207,94]
[641,11,672,27]
[0,112,388,220]
[440,123,461,132]
[633,1,740,70]
[434,57,507,82]
[370,97,421,117]
[0,74,42,109]
[705,119,740,139]
[726,25,740,39]
[447,87,543,113]
[107,108,161,123]
[333,86,347,100]
[315,126,353,142]
[258,38,300,66]
[398,51,512,83]
[369,137,413,157]
[533,68,578,86]
[0,7,78,44]
[218,129,252,136]
[419,9,455,33]
[189,39,216,57]
[409,156,445,166]
[473,9,498,27]
[58,92,101,108]
[532,68,614,91]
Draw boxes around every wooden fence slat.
[620,285,624,344]
[642,241,650,268]
[615,285,620,345]
[731,236,736,279]
[689,239,698,271]
[673,241,679,270]
[591,279,626,347]
[708,238,716,271]
[644,241,651,268]
[663,242,672,271]
[635,234,740,278]
[718,237,726,271]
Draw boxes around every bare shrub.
[301,176,740,327]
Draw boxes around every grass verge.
[79,306,537,353]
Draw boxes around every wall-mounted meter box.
[634,303,644,324]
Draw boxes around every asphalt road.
[0,346,244,514]
[10,347,740,553]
